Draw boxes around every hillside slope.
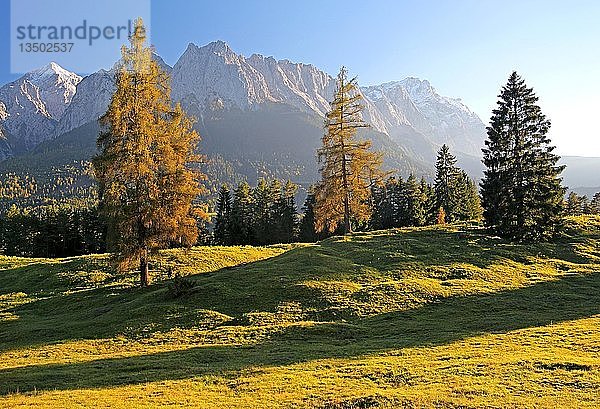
[1,217,600,407]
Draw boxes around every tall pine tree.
[370,178,395,230]
[229,181,254,245]
[93,19,203,286]
[252,178,272,245]
[481,71,565,241]
[434,144,459,222]
[272,180,298,243]
[299,189,321,242]
[590,192,600,215]
[315,67,385,234]
[213,184,232,245]
[404,174,426,227]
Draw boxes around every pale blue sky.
[1,0,599,157]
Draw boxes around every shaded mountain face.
[0,41,488,191]
[0,63,81,155]
[169,41,485,161]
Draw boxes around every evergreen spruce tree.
[434,144,459,222]
[213,184,232,245]
[590,192,600,215]
[299,190,320,242]
[404,174,426,226]
[421,177,437,225]
[370,179,394,230]
[565,192,591,216]
[565,192,581,216]
[582,196,592,215]
[453,171,483,222]
[229,182,254,245]
[389,177,404,227]
[453,171,469,221]
[273,180,298,243]
[315,67,385,234]
[266,179,283,242]
[464,173,483,221]
[93,19,203,286]
[481,72,565,241]
[252,178,272,245]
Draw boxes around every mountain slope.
[2,42,596,202]
[55,54,172,137]
[0,41,495,200]
[0,63,81,154]
[363,79,486,157]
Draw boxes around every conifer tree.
[299,190,320,242]
[481,72,565,241]
[229,181,254,245]
[582,196,592,215]
[391,176,408,227]
[273,180,298,243]
[252,178,272,245]
[404,174,426,226]
[213,184,232,245]
[434,144,459,222]
[315,67,384,234]
[370,178,395,230]
[590,192,600,215]
[464,173,483,221]
[565,192,582,216]
[93,19,203,286]
[421,177,437,225]
[453,171,483,222]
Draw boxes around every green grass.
[1,216,600,407]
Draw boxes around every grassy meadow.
[0,216,599,407]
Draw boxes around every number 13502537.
[18,43,74,53]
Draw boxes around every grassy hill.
[1,217,600,407]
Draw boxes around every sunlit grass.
[0,216,599,407]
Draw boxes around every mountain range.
[0,40,597,198]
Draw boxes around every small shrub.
[166,274,195,299]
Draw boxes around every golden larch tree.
[315,66,385,235]
[93,19,205,286]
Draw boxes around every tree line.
[564,191,600,216]
[370,158,482,230]
[211,142,483,247]
[0,202,105,257]
[213,179,298,245]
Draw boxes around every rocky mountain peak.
[0,62,81,151]
[0,42,487,163]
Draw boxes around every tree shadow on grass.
[0,226,597,353]
[1,271,599,395]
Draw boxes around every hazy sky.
[1,0,599,157]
